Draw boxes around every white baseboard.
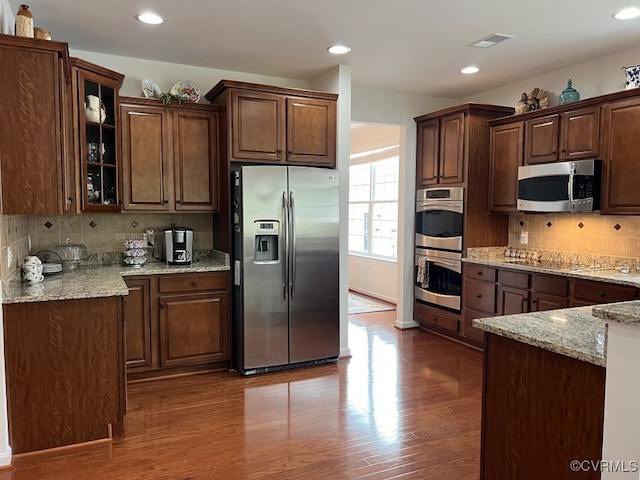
[0,445,12,466]
[348,288,396,305]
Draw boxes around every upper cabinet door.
[439,112,465,184]
[173,108,220,211]
[0,39,68,215]
[489,122,524,213]
[559,106,600,161]
[286,96,336,166]
[524,115,559,164]
[230,90,286,162]
[601,97,640,214]
[416,119,440,187]
[120,103,171,211]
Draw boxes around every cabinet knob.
[476,294,482,298]
[191,281,198,286]
[161,200,168,205]
[598,291,605,297]
[67,197,74,203]
[176,200,182,205]
[159,303,165,308]
[477,271,483,275]
[531,299,538,304]
[523,297,529,303]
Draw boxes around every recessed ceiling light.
[327,45,351,55]
[136,12,164,25]
[461,66,480,74]
[613,7,640,19]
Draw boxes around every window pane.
[372,156,398,202]
[349,164,371,202]
[371,202,397,258]
[348,203,369,253]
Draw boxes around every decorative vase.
[15,4,33,38]
[622,65,640,90]
[559,79,580,105]
[85,95,106,123]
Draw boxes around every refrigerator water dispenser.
[253,221,279,263]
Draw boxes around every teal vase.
[559,79,580,105]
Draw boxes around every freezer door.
[240,166,289,369]
[288,166,340,363]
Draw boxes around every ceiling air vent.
[469,33,514,49]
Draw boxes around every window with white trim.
[349,148,399,260]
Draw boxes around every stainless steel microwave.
[517,159,602,212]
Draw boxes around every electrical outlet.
[520,231,529,244]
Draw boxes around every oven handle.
[415,255,462,274]
[416,201,463,214]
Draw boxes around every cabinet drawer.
[414,303,459,333]
[531,274,569,296]
[463,308,491,344]
[572,280,637,304]
[499,269,529,289]
[464,279,496,314]
[464,264,497,282]
[158,273,228,293]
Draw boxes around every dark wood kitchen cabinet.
[488,122,524,213]
[119,97,222,212]
[3,296,124,454]
[124,276,152,369]
[570,278,637,307]
[0,35,72,215]
[462,264,498,345]
[206,80,338,167]
[600,95,640,214]
[124,272,231,380]
[414,105,514,189]
[70,57,125,213]
[524,107,600,165]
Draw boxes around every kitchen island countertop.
[473,306,607,367]
[3,258,230,304]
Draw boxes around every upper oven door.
[415,200,463,251]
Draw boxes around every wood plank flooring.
[2,311,483,480]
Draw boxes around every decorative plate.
[169,81,201,103]
[141,78,162,99]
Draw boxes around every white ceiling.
[11,0,640,99]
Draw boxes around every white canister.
[622,65,640,90]
[21,256,43,284]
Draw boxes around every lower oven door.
[414,248,462,312]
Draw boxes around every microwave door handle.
[568,165,576,210]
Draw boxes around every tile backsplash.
[509,213,640,259]
[1,213,215,281]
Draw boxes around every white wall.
[70,49,311,98]
[348,255,397,304]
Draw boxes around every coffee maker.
[164,227,193,265]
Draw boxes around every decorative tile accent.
[130,221,138,228]
[578,222,584,229]
[547,222,553,228]
[615,223,621,231]
[519,220,525,227]
[44,221,53,229]
[89,221,97,228]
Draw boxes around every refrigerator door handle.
[290,190,296,298]
[283,190,289,300]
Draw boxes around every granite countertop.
[464,256,640,287]
[473,306,607,367]
[3,258,230,304]
[592,300,640,325]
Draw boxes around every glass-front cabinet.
[70,58,125,212]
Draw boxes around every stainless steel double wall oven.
[414,187,464,312]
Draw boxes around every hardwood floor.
[3,311,483,480]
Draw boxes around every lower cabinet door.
[124,277,153,370]
[159,291,229,367]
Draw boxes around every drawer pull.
[191,281,198,287]
[477,271,483,276]
[476,294,483,298]
[598,291,605,297]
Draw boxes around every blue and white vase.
[622,65,640,90]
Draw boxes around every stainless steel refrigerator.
[231,165,340,375]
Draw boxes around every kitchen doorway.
[348,122,401,309]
